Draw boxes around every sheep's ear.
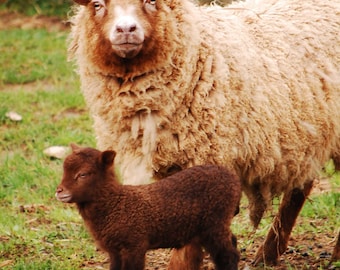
[101,151,116,169]
[73,0,90,5]
[70,143,81,152]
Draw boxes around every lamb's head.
[56,144,116,203]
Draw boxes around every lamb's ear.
[101,151,116,169]
[73,0,90,5]
[70,143,81,152]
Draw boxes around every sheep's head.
[70,0,186,77]
[73,0,161,59]
[56,144,116,203]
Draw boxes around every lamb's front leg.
[109,252,121,270]
[120,249,146,270]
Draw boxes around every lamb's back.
[133,165,240,247]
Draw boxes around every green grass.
[0,24,97,269]
[0,12,339,270]
[1,0,73,17]
[0,29,71,85]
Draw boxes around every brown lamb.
[56,144,241,270]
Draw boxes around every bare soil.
[1,11,338,270]
[0,10,69,31]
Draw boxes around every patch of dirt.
[79,235,338,270]
[0,11,69,31]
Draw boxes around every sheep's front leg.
[167,241,203,270]
[253,180,314,266]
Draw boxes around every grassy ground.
[0,10,339,270]
[0,25,97,269]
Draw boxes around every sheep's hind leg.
[167,240,203,270]
[330,231,340,265]
[330,156,340,264]
[253,180,314,266]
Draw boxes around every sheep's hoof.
[252,245,279,267]
[167,244,203,270]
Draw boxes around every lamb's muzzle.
[55,187,72,203]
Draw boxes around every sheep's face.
[56,144,116,204]
[74,0,162,59]
[71,0,184,76]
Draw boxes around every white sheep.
[68,0,340,267]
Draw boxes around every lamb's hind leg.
[253,180,314,266]
[206,232,240,270]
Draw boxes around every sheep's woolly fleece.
[69,0,340,226]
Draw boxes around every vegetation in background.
[1,0,233,18]
[1,0,73,17]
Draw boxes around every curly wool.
[69,0,340,226]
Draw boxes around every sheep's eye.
[144,0,156,6]
[93,1,102,11]
[143,0,157,12]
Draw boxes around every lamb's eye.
[77,172,90,179]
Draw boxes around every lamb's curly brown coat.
[56,145,241,270]
[68,0,340,265]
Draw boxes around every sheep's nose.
[115,16,138,33]
[116,23,137,33]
